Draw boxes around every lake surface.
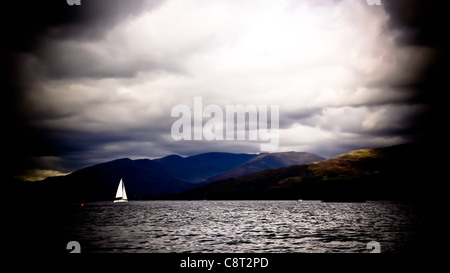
[51,200,425,253]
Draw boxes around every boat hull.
[114,199,128,203]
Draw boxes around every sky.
[3,0,447,181]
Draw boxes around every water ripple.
[61,200,423,253]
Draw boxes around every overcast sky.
[3,0,447,181]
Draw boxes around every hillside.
[208,152,324,181]
[176,144,431,201]
[155,152,257,183]
[26,151,323,201]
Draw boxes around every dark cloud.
[4,0,167,79]
[382,0,448,143]
[3,0,161,48]
[4,0,447,180]
[383,0,448,48]
[34,40,180,79]
[43,0,161,41]
[3,0,165,178]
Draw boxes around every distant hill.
[209,152,325,181]
[28,151,324,201]
[155,152,257,183]
[34,158,191,201]
[176,143,432,202]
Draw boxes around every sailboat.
[114,178,128,203]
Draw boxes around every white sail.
[114,178,128,202]
[121,181,128,200]
[115,179,123,198]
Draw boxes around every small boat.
[297,199,303,204]
[114,178,128,203]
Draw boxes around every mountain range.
[30,151,324,201]
[176,143,431,202]
[15,143,433,202]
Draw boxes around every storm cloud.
[4,0,446,180]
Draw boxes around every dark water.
[48,200,425,253]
